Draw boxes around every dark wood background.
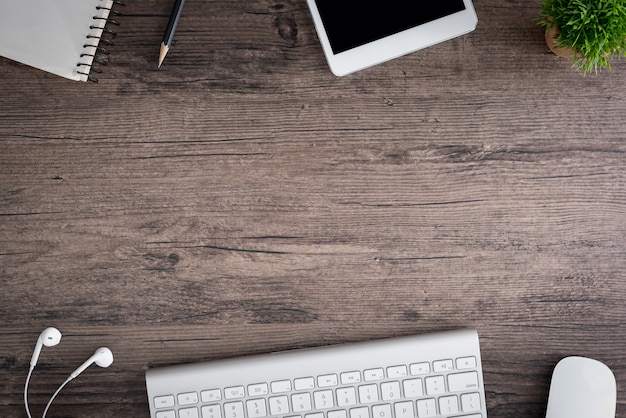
[1,0,625,416]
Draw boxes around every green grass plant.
[539,0,626,74]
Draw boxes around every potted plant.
[539,0,626,74]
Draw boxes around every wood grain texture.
[1,0,625,416]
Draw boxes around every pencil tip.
[158,43,169,68]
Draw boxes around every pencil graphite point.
[158,43,169,68]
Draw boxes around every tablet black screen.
[314,1,467,54]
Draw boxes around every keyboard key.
[409,362,430,375]
[248,383,269,396]
[318,374,338,387]
[179,407,199,418]
[224,386,245,399]
[201,389,222,402]
[358,384,379,403]
[328,411,348,418]
[461,392,481,412]
[416,398,437,417]
[448,371,479,392]
[305,414,324,418]
[433,359,454,372]
[294,377,315,390]
[439,395,459,414]
[456,356,477,370]
[314,390,334,409]
[156,411,175,418]
[349,406,369,418]
[336,387,357,407]
[364,368,384,381]
[224,401,245,418]
[178,392,199,405]
[380,381,401,400]
[372,404,392,418]
[292,393,313,412]
[403,378,423,398]
[246,398,267,417]
[386,365,407,378]
[271,380,292,393]
[394,401,414,418]
[340,371,361,384]
[425,375,445,395]
[154,395,175,409]
[201,404,222,418]
[269,395,290,415]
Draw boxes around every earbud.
[30,327,62,368]
[26,330,114,418]
[26,327,62,418]
[69,347,114,380]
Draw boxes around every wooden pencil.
[158,0,185,68]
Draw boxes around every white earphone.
[25,328,63,418]
[30,327,62,368]
[69,347,114,380]
[24,327,114,418]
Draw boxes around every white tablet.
[306,0,478,76]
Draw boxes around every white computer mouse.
[545,356,616,418]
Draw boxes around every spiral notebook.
[0,0,121,82]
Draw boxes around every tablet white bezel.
[306,0,478,76]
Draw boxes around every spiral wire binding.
[77,1,124,82]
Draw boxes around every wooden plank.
[1,0,625,416]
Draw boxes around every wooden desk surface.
[1,0,625,416]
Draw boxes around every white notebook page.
[0,0,114,81]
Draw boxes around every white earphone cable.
[42,377,72,418]
[24,365,34,418]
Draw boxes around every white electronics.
[306,0,478,76]
[23,327,114,418]
[145,328,487,418]
[545,356,616,418]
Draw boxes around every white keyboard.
[145,329,487,418]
